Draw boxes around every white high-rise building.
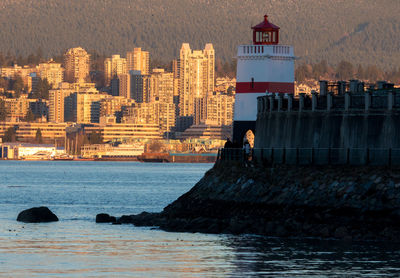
[178,43,215,124]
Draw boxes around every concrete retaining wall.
[254,111,400,165]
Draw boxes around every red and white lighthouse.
[233,15,295,143]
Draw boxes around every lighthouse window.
[251,78,254,89]
[262,32,269,42]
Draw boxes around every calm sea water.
[1,161,400,277]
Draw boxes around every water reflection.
[222,235,400,277]
[1,161,400,276]
[3,221,400,277]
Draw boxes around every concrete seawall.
[254,111,400,165]
[255,111,400,149]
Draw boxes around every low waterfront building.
[84,123,161,142]
[0,142,64,160]
[178,121,232,140]
[0,122,67,144]
[81,142,144,159]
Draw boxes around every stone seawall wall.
[115,161,400,241]
[254,111,400,164]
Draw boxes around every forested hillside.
[0,0,399,69]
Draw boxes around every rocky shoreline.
[99,161,400,241]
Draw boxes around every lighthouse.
[233,15,295,143]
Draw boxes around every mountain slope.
[0,0,399,69]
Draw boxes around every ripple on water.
[1,161,400,276]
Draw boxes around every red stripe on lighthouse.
[236,82,294,94]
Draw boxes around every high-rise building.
[104,55,127,86]
[100,96,135,118]
[72,90,108,123]
[122,101,175,134]
[155,102,176,133]
[127,48,149,75]
[206,92,235,126]
[118,73,131,98]
[38,59,64,88]
[178,43,215,124]
[64,47,90,83]
[129,70,148,103]
[49,89,70,123]
[49,82,98,123]
[110,77,120,97]
[148,69,174,104]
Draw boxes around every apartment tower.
[127,48,149,75]
[104,54,127,86]
[64,47,90,83]
[178,43,215,124]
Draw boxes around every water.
[1,161,400,277]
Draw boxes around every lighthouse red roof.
[252,15,280,30]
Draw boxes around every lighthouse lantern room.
[233,15,295,144]
[252,15,280,45]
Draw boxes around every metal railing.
[218,147,400,166]
[217,148,246,162]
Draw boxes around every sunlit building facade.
[127,48,149,75]
[104,55,127,86]
[178,43,215,124]
[38,60,64,88]
[64,47,90,83]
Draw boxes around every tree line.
[295,60,400,84]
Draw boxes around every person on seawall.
[243,140,251,160]
[224,138,233,149]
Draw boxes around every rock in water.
[96,213,116,223]
[17,207,59,223]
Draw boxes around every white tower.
[233,15,295,143]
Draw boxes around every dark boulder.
[118,215,134,223]
[17,207,59,223]
[96,213,116,223]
